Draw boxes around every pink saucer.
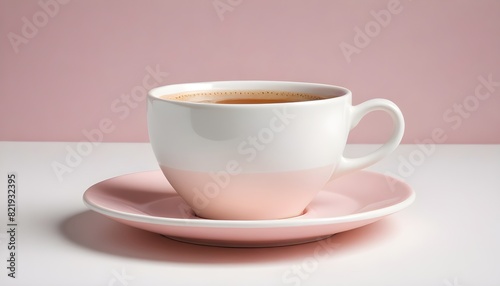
[83,170,415,247]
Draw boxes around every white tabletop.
[0,142,499,286]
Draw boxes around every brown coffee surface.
[214,98,306,104]
[161,90,324,104]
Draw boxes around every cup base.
[192,208,308,221]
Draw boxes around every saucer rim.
[83,170,415,229]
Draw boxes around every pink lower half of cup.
[160,165,334,220]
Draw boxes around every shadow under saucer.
[59,210,400,264]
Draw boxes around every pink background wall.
[1,0,499,144]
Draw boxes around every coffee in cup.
[161,90,325,104]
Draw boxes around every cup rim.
[148,80,351,105]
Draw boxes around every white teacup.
[147,81,404,220]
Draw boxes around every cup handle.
[330,99,405,180]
